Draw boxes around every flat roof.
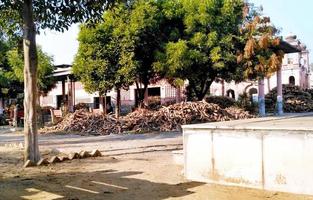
[276,40,302,54]
[182,113,313,132]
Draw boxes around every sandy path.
[0,130,312,200]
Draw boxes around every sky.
[36,0,313,65]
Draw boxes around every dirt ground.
[0,129,313,200]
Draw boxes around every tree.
[236,4,284,116]
[7,46,55,95]
[125,0,165,107]
[74,0,173,111]
[154,0,245,101]
[0,36,25,98]
[0,0,116,164]
[73,21,133,117]
[238,10,283,80]
[0,36,11,90]
[73,3,139,118]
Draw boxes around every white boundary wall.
[183,127,313,195]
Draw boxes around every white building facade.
[210,35,310,100]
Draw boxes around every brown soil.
[1,144,313,200]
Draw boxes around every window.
[289,76,295,85]
[94,97,100,109]
[94,96,112,109]
[226,89,235,99]
[56,95,68,109]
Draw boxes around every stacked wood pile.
[41,101,254,135]
[42,110,120,135]
[304,88,313,98]
[265,85,313,112]
[74,103,90,111]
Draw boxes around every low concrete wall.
[183,123,313,195]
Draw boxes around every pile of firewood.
[265,85,313,113]
[41,101,254,135]
[42,110,120,135]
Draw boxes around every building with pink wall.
[40,69,184,113]
[40,35,309,113]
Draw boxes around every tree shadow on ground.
[0,169,203,200]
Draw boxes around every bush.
[205,96,236,108]
[235,92,258,114]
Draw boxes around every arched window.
[226,89,235,99]
[289,76,295,85]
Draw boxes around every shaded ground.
[0,129,312,200]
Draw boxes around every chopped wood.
[266,85,313,113]
[41,101,254,135]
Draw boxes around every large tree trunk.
[99,94,107,115]
[135,81,147,108]
[143,84,148,107]
[175,86,182,103]
[104,93,107,115]
[143,86,148,107]
[196,79,214,101]
[23,0,40,163]
[13,105,18,127]
[221,79,225,97]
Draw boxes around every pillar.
[61,79,66,106]
[67,76,74,112]
[73,81,76,110]
[276,68,283,116]
[258,78,265,117]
